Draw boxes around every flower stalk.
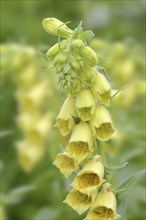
[42,17,121,219]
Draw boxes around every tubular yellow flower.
[42,18,73,38]
[55,96,77,136]
[63,189,92,215]
[53,152,78,178]
[90,105,115,142]
[91,72,111,106]
[16,140,45,172]
[84,183,119,220]
[76,89,96,121]
[71,155,104,198]
[65,122,93,164]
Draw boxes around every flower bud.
[79,62,96,84]
[69,59,81,71]
[90,105,115,142]
[64,189,92,215]
[52,52,67,66]
[46,40,67,60]
[71,155,104,198]
[76,89,96,121]
[91,72,111,106]
[80,46,98,67]
[16,140,45,172]
[84,183,119,220]
[53,152,78,178]
[71,39,86,49]
[42,18,73,38]
[65,122,93,164]
[55,96,77,136]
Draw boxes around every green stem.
[96,140,110,182]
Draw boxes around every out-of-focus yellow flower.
[15,64,38,88]
[84,183,119,220]
[53,152,78,178]
[17,112,39,133]
[42,18,73,38]
[63,189,92,215]
[27,113,51,145]
[90,105,115,142]
[55,96,77,136]
[91,72,111,106]
[71,155,104,198]
[16,81,48,111]
[16,140,45,172]
[65,122,93,164]
[76,89,96,121]
[11,46,36,71]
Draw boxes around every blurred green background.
[0,0,145,220]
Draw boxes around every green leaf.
[105,162,129,170]
[1,185,35,205]
[114,169,146,194]
[79,30,94,42]
[71,114,81,124]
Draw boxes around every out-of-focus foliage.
[0,1,145,220]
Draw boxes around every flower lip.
[75,172,100,189]
[66,141,91,163]
[53,152,78,178]
[63,189,92,215]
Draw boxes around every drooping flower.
[63,189,92,215]
[76,88,96,121]
[71,155,104,198]
[65,122,93,163]
[53,152,78,178]
[91,72,111,106]
[90,105,115,142]
[84,183,120,220]
[55,96,77,136]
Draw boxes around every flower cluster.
[43,18,119,219]
[0,44,52,172]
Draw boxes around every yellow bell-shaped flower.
[53,152,78,178]
[65,122,93,164]
[76,89,96,121]
[55,96,77,136]
[71,155,104,198]
[84,183,120,220]
[63,189,92,215]
[90,105,115,142]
